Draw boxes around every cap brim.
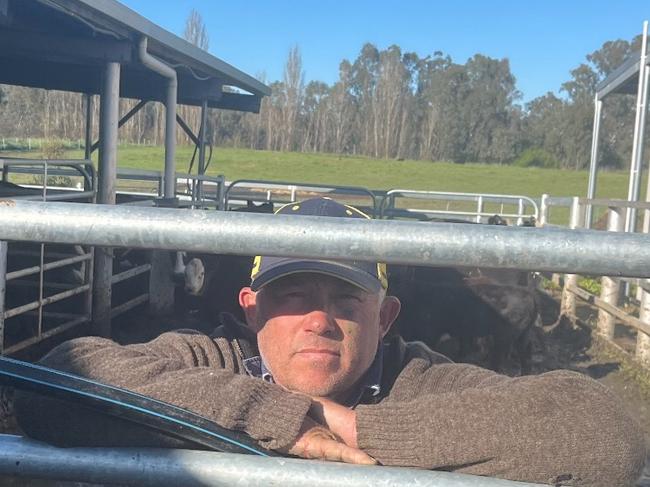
[250,259,382,293]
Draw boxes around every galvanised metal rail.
[0,434,545,487]
[538,194,650,228]
[379,189,538,224]
[225,179,378,216]
[115,168,226,209]
[0,200,649,278]
[0,158,94,190]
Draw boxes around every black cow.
[389,265,540,375]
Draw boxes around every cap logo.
[377,262,388,289]
[251,255,262,280]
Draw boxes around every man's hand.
[281,416,376,465]
[309,397,359,448]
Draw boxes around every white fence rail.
[542,195,650,366]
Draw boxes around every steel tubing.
[6,252,92,281]
[585,96,602,229]
[0,200,650,277]
[0,434,544,487]
[625,21,649,232]
[0,241,7,352]
[3,284,90,319]
[3,316,89,355]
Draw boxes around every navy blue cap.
[250,197,388,292]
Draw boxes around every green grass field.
[1,144,645,224]
[2,144,638,198]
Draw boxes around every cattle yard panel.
[378,189,539,225]
[0,163,228,354]
[0,158,95,201]
[545,196,650,367]
[223,180,542,225]
[0,159,96,355]
[225,179,378,216]
[115,168,226,209]
[176,173,226,210]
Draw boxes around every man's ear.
[378,295,401,338]
[239,287,261,331]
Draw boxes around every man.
[15,197,646,486]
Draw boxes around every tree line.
[0,10,646,170]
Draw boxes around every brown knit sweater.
[14,328,646,486]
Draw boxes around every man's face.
[239,273,400,401]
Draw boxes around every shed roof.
[595,51,643,100]
[0,0,270,112]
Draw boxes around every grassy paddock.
[1,145,644,224]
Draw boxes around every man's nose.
[302,309,337,335]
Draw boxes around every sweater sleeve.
[14,332,312,451]
[355,362,646,487]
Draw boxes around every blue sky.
[122,1,649,103]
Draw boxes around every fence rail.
[566,284,650,336]
[0,434,545,487]
[379,189,538,224]
[225,179,378,216]
[0,200,648,277]
[115,168,226,209]
[553,196,650,366]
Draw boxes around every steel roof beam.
[0,29,132,64]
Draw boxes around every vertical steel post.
[597,207,625,339]
[138,37,177,316]
[0,241,7,354]
[93,62,120,337]
[475,196,483,223]
[83,94,93,162]
[539,194,549,227]
[560,197,581,317]
[638,284,650,366]
[638,166,650,363]
[84,94,96,327]
[163,80,177,199]
[585,96,603,229]
[625,21,649,233]
[37,163,48,338]
[516,198,524,226]
[197,99,208,206]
